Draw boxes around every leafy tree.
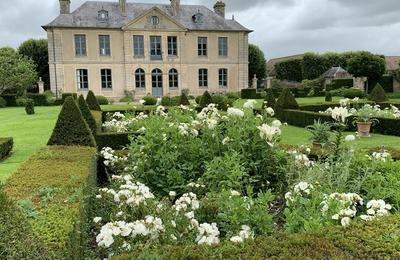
[249,44,266,82]
[86,90,102,111]
[18,39,49,90]
[275,59,303,82]
[347,52,386,82]
[322,52,347,69]
[0,47,37,96]
[302,53,329,80]
[77,95,97,133]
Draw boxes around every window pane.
[219,37,228,57]
[150,36,162,60]
[76,69,89,89]
[133,35,144,56]
[75,35,87,56]
[168,36,177,56]
[199,69,208,87]
[135,69,145,88]
[198,37,207,56]
[169,69,178,88]
[99,35,111,56]
[101,69,112,89]
[219,68,228,87]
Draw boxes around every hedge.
[95,132,138,150]
[0,94,17,107]
[3,146,97,258]
[26,93,48,106]
[62,93,77,102]
[327,78,354,91]
[115,214,400,259]
[0,137,13,161]
[368,75,393,93]
[241,88,263,99]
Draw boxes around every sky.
[0,0,399,59]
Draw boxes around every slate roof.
[266,54,305,77]
[322,66,350,78]
[43,1,251,32]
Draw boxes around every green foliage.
[16,97,28,106]
[325,91,333,102]
[0,97,6,108]
[248,44,266,80]
[369,83,388,102]
[119,96,133,103]
[47,97,96,147]
[328,78,354,90]
[262,88,276,109]
[0,137,13,161]
[96,95,109,105]
[142,95,157,106]
[179,93,190,106]
[368,75,394,93]
[306,120,331,145]
[347,51,386,80]
[0,94,17,106]
[211,94,229,111]
[77,95,97,134]
[95,132,137,150]
[18,39,49,89]
[161,96,172,106]
[275,88,299,112]
[275,58,303,82]
[25,98,35,115]
[0,47,37,96]
[195,95,202,105]
[62,92,77,102]
[26,93,48,106]
[199,91,213,107]
[85,91,101,111]
[240,88,259,99]
[302,52,330,80]
[342,88,365,99]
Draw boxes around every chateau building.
[43,0,251,99]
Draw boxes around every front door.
[152,68,163,97]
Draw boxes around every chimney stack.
[170,0,180,16]
[119,0,127,15]
[59,0,71,14]
[214,1,225,18]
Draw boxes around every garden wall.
[3,146,97,258]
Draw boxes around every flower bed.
[0,137,13,161]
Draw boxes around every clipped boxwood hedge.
[0,94,17,107]
[3,146,97,258]
[115,214,400,259]
[369,75,394,93]
[327,78,354,91]
[95,132,138,150]
[0,137,13,161]
[26,93,48,106]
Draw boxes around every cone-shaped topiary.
[180,93,190,106]
[369,83,387,102]
[275,88,299,111]
[47,96,96,147]
[86,90,102,111]
[325,91,333,102]
[262,89,276,109]
[77,95,97,134]
[199,91,213,108]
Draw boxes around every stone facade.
[44,1,251,99]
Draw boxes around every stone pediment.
[122,7,187,31]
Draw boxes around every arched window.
[169,68,178,88]
[152,69,163,97]
[135,68,145,89]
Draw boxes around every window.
[152,69,163,88]
[219,68,228,88]
[150,36,162,60]
[169,69,178,88]
[99,35,111,56]
[135,68,145,89]
[74,34,87,56]
[167,36,177,56]
[199,69,208,88]
[218,37,228,57]
[97,10,109,21]
[101,69,112,89]
[151,16,159,25]
[133,35,144,57]
[198,37,207,56]
[192,13,204,24]
[76,69,88,89]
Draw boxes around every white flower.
[230,190,241,196]
[185,211,195,219]
[330,107,351,123]
[169,191,176,197]
[345,135,356,142]
[227,107,245,117]
[230,236,243,243]
[222,137,231,145]
[265,107,275,117]
[243,100,257,109]
[272,120,282,128]
[196,223,220,245]
[139,99,146,105]
[341,217,351,227]
[93,217,102,223]
[257,123,281,146]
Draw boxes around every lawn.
[0,106,60,181]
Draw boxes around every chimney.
[119,0,126,15]
[170,0,180,16]
[214,1,225,18]
[59,0,71,14]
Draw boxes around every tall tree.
[347,51,386,81]
[302,52,329,80]
[249,44,266,83]
[0,47,37,96]
[18,39,49,90]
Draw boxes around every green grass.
[0,106,60,182]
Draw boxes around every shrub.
[199,91,213,107]
[0,137,13,161]
[325,91,333,102]
[0,94,17,106]
[0,97,6,108]
[77,95,97,134]
[262,88,276,109]
[241,88,258,99]
[179,93,190,106]
[54,99,64,106]
[170,96,180,106]
[62,93,77,102]
[26,93,48,106]
[329,78,354,90]
[275,88,299,112]
[25,99,35,115]
[85,90,101,111]
[342,88,365,99]
[142,96,157,106]
[226,92,240,100]
[212,94,228,111]
[195,96,202,104]
[161,96,172,106]
[96,95,109,105]
[47,97,96,147]
[119,96,133,103]
[369,83,388,102]
[95,132,138,150]
[16,97,28,106]
[368,75,394,93]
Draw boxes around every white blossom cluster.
[243,99,257,109]
[325,193,364,227]
[325,107,352,123]
[360,199,392,221]
[100,147,127,167]
[288,150,314,167]
[102,112,137,133]
[178,123,199,137]
[257,120,282,147]
[285,182,314,205]
[196,223,220,245]
[227,107,245,117]
[155,106,168,117]
[368,151,391,162]
[197,104,220,129]
[265,107,275,117]
[173,192,200,212]
[230,225,254,243]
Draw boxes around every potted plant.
[306,120,331,148]
[352,104,379,137]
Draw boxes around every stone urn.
[357,122,372,137]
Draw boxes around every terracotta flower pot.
[357,122,372,137]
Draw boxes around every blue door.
[152,68,163,97]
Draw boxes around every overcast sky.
[0,0,399,59]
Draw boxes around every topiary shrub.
[195,96,202,105]
[142,96,157,106]
[25,99,35,115]
[62,93,77,103]
[0,137,13,161]
[161,96,172,106]
[16,97,28,107]
[212,94,228,111]
[170,96,180,106]
[54,99,64,106]
[119,96,133,103]
[369,83,388,102]
[275,88,299,112]
[0,97,6,108]
[199,91,213,108]
[343,88,365,99]
[85,90,101,111]
[96,95,109,105]
[77,95,97,134]
[262,89,276,109]
[47,97,96,147]
[26,93,48,106]
[180,93,190,106]
[241,88,258,99]
[325,91,333,102]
